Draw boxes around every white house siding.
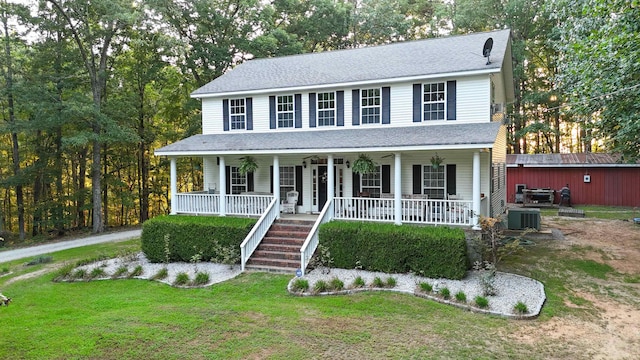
[490,125,508,216]
[199,75,493,134]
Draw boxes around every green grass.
[0,230,633,359]
[541,205,639,220]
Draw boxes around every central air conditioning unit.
[515,184,527,203]
[507,208,541,230]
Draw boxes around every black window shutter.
[352,89,360,125]
[295,165,303,205]
[412,165,422,194]
[269,96,276,129]
[412,84,422,123]
[269,166,273,194]
[246,97,253,130]
[446,164,457,195]
[309,93,316,128]
[352,172,361,197]
[382,87,390,124]
[337,91,344,126]
[223,99,230,131]
[225,166,231,194]
[447,80,456,120]
[382,165,391,193]
[247,172,254,192]
[294,94,302,128]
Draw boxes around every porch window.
[277,95,294,128]
[423,165,445,199]
[423,82,445,121]
[230,166,247,194]
[317,92,335,126]
[361,88,381,124]
[229,98,246,130]
[279,166,295,200]
[361,165,381,198]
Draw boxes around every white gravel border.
[74,252,242,287]
[289,268,546,319]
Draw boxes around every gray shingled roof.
[155,122,502,156]
[193,29,511,97]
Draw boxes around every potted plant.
[238,156,258,175]
[430,153,444,169]
[351,154,377,174]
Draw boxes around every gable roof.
[506,153,640,167]
[192,29,512,98]
[155,122,503,156]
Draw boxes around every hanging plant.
[430,153,444,169]
[351,154,377,174]
[238,156,258,175]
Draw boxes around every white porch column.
[170,157,177,215]
[219,156,226,216]
[327,155,335,203]
[472,151,481,230]
[273,155,280,216]
[394,152,402,225]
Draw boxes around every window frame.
[422,82,446,121]
[361,88,381,124]
[279,166,296,200]
[422,165,446,199]
[229,98,246,130]
[276,95,294,128]
[317,91,336,127]
[230,166,247,194]
[360,165,382,198]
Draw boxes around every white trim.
[192,68,501,99]
[506,164,640,168]
[316,91,336,127]
[155,143,497,157]
[360,87,382,125]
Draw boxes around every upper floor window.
[229,98,246,130]
[423,165,445,199]
[361,165,382,198]
[277,95,294,128]
[423,82,445,121]
[230,166,247,194]
[361,88,381,124]
[317,92,335,126]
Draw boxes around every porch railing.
[173,192,272,216]
[333,197,473,226]
[240,197,279,271]
[300,198,334,276]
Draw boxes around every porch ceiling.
[155,122,502,156]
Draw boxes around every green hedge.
[141,215,256,263]
[319,221,467,279]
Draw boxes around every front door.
[312,164,344,213]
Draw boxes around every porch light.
[302,160,307,168]
[346,160,350,168]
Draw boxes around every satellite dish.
[483,37,493,65]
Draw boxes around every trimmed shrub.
[141,215,255,263]
[319,221,467,279]
[475,296,489,309]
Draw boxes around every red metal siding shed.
[506,154,640,206]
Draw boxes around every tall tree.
[44,0,137,232]
[551,0,640,160]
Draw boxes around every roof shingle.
[192,29,511,97]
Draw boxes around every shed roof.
[506,153,640,167]
[192,29,512,97]
[155,122,503,156]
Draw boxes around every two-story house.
[156,29,514,273]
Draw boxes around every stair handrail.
[299,199,334,276]
[240,197,278,271]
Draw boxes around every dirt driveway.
[510,217,640,359]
